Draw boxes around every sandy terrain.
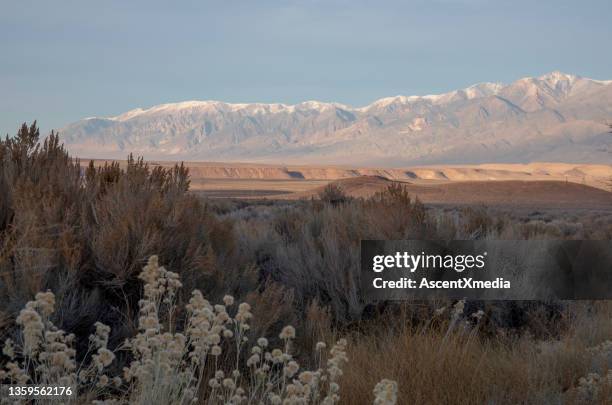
[80,160,612,190]
[286,176,612,210]
[80,159,612,208]
[190,179,329,198]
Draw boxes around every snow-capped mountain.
[60,72,612,165]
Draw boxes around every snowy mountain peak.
[366,82,504,110]
[464,82,504,97]
[60,71,612,165]
[538,71,578,83]
[112,101,222,121]
[89,72,610,123]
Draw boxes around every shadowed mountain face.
[60,72,612,165]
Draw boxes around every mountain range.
[60,71,612,165]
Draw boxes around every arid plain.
[81,159,612,209]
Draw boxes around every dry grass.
[336,302,612,404]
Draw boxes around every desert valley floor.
[80,160,612,210]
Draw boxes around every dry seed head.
[471,310,485,321]
[93,348,115,370]
[34,291,56,317]
[235,307,252,322]
[284,360,300,378]
[271,348,284,363]
[216,312,230,323]
[5,362,30,384]
[279,325,296,340]
[452,299,466,318]
[299,371,315,385]
[247,353,260,367]
[222,378,235,389]
[98,374,109,388]
[373,379,398,405]
[208,334,221,345]
[3,339,15,359]
[90,322,111,348]
[16,307,44,355]
[269,394,282,405]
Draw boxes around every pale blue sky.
[1,0,611,135]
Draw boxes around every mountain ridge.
[60,71,612,165]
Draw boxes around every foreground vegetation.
[1,123,612,404]
[3,255,393,404]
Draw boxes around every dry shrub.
[244,282,296,344]
[365,183,430,239]
[318,183,350,206]
[0,123,244,353]
[1,124,83,314]
[236,184,436,323]
[301,300,334,363]
[459,205,508,238]
[231,183,589,327]
[273,208,304,244]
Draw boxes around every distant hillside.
[62,72,612,165]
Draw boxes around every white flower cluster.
[77,319,120,393]
[1,255,399,404]
[121,257,197,404]
[1,291,77,388]
[138,255,183,306]
[184,289,229,364]
[243,335,350,405]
